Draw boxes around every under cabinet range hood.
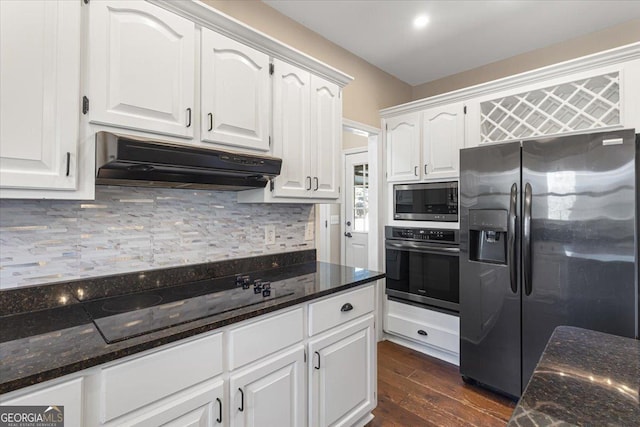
[96,133,282,190]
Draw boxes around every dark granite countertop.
[508,326,640,426]
[0,251,384,394]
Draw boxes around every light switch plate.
[330,215,340,225]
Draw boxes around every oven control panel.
[385,226,458,243]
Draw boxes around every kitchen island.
[0,250,384,426]
[508,326,640,426]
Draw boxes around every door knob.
[345,221,351,226]
[344,232,353,238]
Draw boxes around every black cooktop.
[81,274,294,344]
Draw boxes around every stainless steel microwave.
[393,181,458,222]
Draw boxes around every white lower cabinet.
[229,346,306,427]
[0,285,377,427]
[0,377,83,427]
[104,379,224,427]
[308,315,375,427]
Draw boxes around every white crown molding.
[148,0,354,88]
[342,119,380,136]
[380,42,640,117]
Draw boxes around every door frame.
[340,119,381,271]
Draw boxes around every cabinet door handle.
[238,388,244,412]
[417,329,428,336]
[216,397,222,423]
[414,166,418,176]
[314,177,319,191]
[424,164,428,174]
[186,108,192,127]
[66,152,71,177]
[340,303,353,312]
[314,351,321,369]
[306,176,312,190]
[208,112,213,131]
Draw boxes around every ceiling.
[262,1,640,86]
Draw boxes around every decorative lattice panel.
[480,72,620,143]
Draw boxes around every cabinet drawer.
[101,333,222,423]
[385,302,459,354]
[228,307,303,370]
[309,285,375,336]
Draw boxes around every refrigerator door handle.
[508,183,518,294]
[523,182,533,296]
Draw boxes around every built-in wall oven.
[393,181,458,222]
[385,226,460,313]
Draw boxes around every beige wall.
[342,130,368,151]
[412,19,640,100]
[203,0,412,128]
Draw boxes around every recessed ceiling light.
[413,15,429,29]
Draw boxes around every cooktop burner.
[80,271,305,344]
[101,294,164,313]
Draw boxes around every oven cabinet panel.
[384,300,460,365]
[101,379,224,427]
[200,28,270,151]
[229,345,306,427]
[0,377,83,427]
[99,333,223,423]
[88,0,195,139]
[422,103,464,181]
[385,113,421,183]
[308,315,375,427]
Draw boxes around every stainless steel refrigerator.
[459,128,638,398]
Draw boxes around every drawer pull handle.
[314,351,321,369]
[216,397,222,423]
[238,388,244,412]
[341,303,353,312]
[417,329,428,336]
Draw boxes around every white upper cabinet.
[88,0,195,138]
[385,113,421,182]
[272,59,312,198]
[0,0,80,191]
[422,102,464,180]
[270,62,341,200]
[310,76,341,199]
[201,28,270,151]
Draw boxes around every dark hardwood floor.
[367,341,516,427]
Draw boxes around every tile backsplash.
[0,186,314,290]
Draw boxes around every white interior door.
[344,151,369,269]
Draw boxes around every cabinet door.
[201,29,270,151]
[422,103,464,180]
[310,76,341,199]
[0,0,80,191]
[386,113,420,182]
[308,315,375,427]
[272,59,311,198]
[0,378,82,427]
[103,379,224,427]
[229,345,305,427]
[89,0,195,138]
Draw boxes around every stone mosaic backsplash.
[0,186,314,290]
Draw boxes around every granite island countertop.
[0,250,384,395]
[508,326,640,426]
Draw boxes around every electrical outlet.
[304,222,314,241]
[265,225,276,245]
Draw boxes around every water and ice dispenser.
[469,209,508,264]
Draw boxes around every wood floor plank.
[368,341,516,427]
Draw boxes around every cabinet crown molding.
[381,41,640,118]
[148,0,354,87]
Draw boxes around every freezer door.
[460,141,521,398]
[521,129,637,388]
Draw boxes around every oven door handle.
[385,241,459,256]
